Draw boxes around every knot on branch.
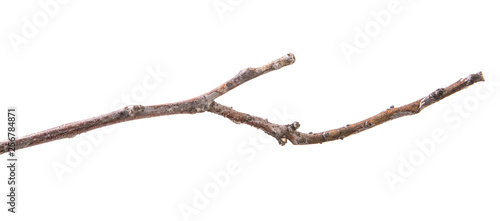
[124,105,144,117]
[419,88,445,110]
[288,121,301,131]
[275,121,301,146]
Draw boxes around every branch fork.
[0,53,484,155]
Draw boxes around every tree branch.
[0,53,484,155]
[209,71,484,145]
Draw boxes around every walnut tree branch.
[0,53,484,155]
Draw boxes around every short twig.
[0,53,484,155]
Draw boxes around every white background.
[1,0,499,220]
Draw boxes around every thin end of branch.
[203,53,296,101]
[287,71,485,145]
[419,72,485,110]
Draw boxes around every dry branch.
[0,53,484,155]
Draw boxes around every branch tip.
[464,71,485,85]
